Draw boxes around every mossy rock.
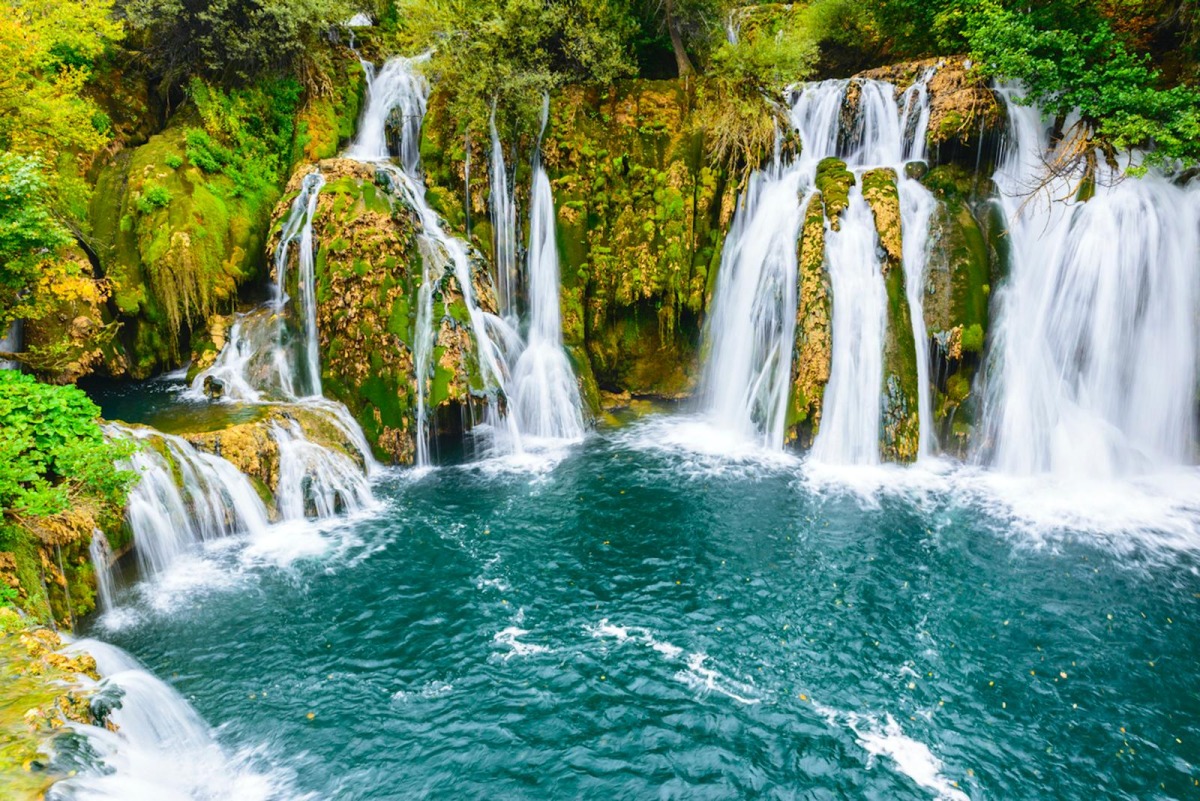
[881,250,920,463]
[786,191,832,446]
[90,119,276,377]
[861,168,902,268]
[0,616,106,798]
[815,158,855,230]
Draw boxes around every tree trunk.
[665,0,694,78]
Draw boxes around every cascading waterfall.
[114,425,271,578]
[351,57,586,460]
[346,54,523,464]
[980,89,1200,478]
[700,75,938,461]
[88,530,118,611]
[49,640,288,799]
[697,162,804,449]
[272,417,374,519]
[507,97,585,442]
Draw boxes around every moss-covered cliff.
[422,81,736,407]
[79,53,366,381]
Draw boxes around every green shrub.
[136,183,172,213]
[184,127,231,173]
[165,153,183,168]
[0,371,136,519]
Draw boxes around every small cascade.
[508,98,585,442]
[114,425,271,578]
[272,417,374,520]
[699,74,938,461]
[490,110,519,319]
[50,640,288,799]
[88,530,118,611]
[980,90,1200,478]
[0,319,20,369]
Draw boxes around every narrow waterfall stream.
[700,75,938,462]
[980,90,1200,478]
[489,110,519,320]
[507,99,585,442]
[349,58,584,462]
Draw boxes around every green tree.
[120,0,358,92]
[0,153,73,327]
[401,0,637,138]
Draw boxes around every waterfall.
[114,425,272,578]
[272,417,374,519]
[490,110,519,319]
[507,98,585,442]
[197,171,327,403]
[810,189,887,464]
[980,89,1200,478]
[699,75,937,461]
[49,639,289,799]
[346,54,523,464]
[351,57,585,461]
[89,530,118,611]
[697,164,803,449]
[0,319,20,369]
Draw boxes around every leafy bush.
[165,153,183,169]
[0,372,135,520]
[136,183,172,213]
[185,77,302,203]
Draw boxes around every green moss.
[815,157,854,230]
[422,81,732,400]
[881,258,920,463]
[787,192,831,446]
[861,168,902,266]
[960,322,984,353]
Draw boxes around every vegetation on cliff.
[0,372,134,624]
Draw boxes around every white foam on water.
[587,620,757,702]
[492,626,551,661]
[613,415,801,478]
[813,702,968,801]
[675,653,763,706]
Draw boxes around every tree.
[0,153,73,327]
[120,0,358,92]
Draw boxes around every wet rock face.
[854,58,1005,169]
[268,158,495,464]
[787,192,832,447]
